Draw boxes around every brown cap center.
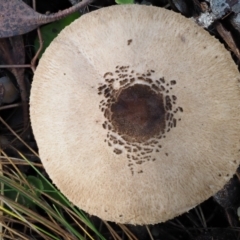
[110,84,166,142]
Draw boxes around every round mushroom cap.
[30,5,240,225]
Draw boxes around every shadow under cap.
[30,4,240,225]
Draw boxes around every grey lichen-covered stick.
[30,5,240,225]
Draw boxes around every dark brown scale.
[160,77,165,83]
[104,72,113,78]
[114,148,122,154]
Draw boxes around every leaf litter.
[0,0,93,38]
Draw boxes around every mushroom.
[30,5,240,225]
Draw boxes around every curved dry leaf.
[0,0,92,38]
[0,0,41,38]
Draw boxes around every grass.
[1,114,240,239]
[0,143,105,239]
[0,116,144,239]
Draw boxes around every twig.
[215,21,240,60]
[0,64,31,68]
[38,0,93,23]
[0,102,22,111]
[31,0,43,72]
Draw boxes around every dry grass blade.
[194,206,207,229]
[0,116,38,156]
[118,224,138,240]
[2,172,66,223]
[0,195,78,240]
[103,221,122,240]
[1,220,29,240]
[0,156,42,166]
[64,213,94,240]
[145,225,154,240]
[41,192,104,239]
[0,120,105,239]
[0,147,104,239]
[169,218,194,238]
[0,0,93,38]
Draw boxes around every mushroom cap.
[30,5,240,225]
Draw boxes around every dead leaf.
[0,0,93,38]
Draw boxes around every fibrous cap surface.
[30,5,240,224]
